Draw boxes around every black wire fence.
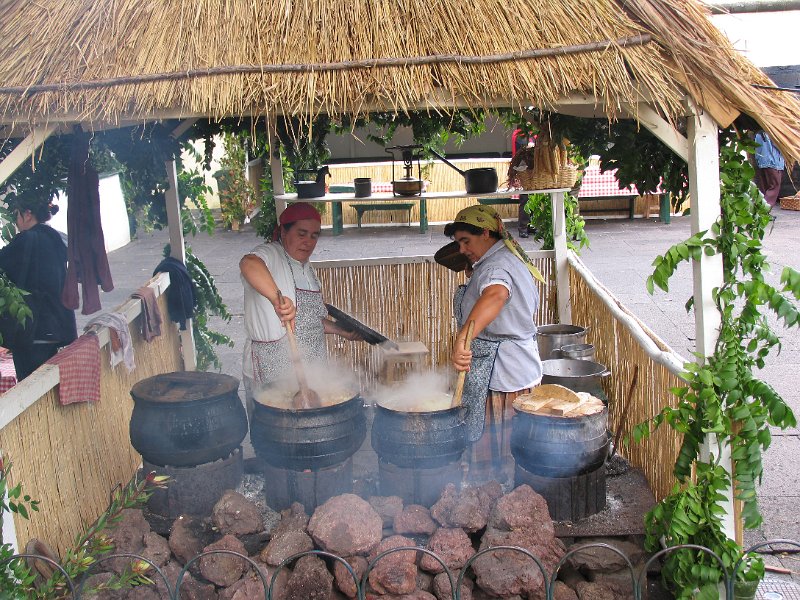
[4,540,799,599]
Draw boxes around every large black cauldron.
[250,393,366,471]
[371,403,467,469]
[129,372,248,468]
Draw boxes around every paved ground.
[86,207,800,585]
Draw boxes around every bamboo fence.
[0,291,182,557]
[569,262,684,502]
[316,253,557,393]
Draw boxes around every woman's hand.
[274,294,296,325]
[452,334,473,372]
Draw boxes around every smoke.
[372,370,454,412]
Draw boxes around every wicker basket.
[515,164,579,191]
[780,196,800,211]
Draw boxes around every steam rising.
[373,370,454,412]
[255,359,359,409]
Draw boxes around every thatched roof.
[0,0,798,162]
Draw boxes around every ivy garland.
[633,129,800,598]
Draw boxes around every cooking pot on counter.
[429,149,498,194]
[392,177,424,196]
[537,324,589,359]
[541,359,610,399]
[294,166,330,199]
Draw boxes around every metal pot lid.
[325,304,398,349]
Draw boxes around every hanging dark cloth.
[61,130,114,315]
[153,257,196,330]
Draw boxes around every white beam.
[550,191,572,324]
[170,118,199,139]
[687,102,734,539]
[621,103,689,162]
[164,159,196,371]
[0,124,58,187]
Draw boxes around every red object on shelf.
[0,348,18,393]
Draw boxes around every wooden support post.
[687,102,734,540]
[267,116,286,217]
[550,191,572,324]
[164,159,196,371]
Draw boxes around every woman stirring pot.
[442,205,545,484]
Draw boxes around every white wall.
[50,173,131,252]
[711,11,800,67]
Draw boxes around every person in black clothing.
[0,200,77,379]
[513,128,536,237]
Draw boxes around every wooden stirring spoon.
[277,291,322,409]
[451,320,475,408]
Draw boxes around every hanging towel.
[84,312,135,372]
[130,286,163,342]
[45,334,101,405]
[153,257,196,330]
[61,130,114,315]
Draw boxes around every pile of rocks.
[85,483,646,599]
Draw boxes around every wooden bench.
[353,202,415,228]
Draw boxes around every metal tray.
[325,304,398,349]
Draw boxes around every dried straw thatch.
[0,0,797,161]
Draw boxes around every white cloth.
[84,311,135,372]
[241,241,321,379]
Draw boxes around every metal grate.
[759,578,800,600]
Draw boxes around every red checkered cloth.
[0,348,17,394]
[45,334,101,405]
[369,181,429,194]
[577,165,639,198]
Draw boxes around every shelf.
[275,188,571,203]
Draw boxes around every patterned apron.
[251,284,328,387]
[454,283,501,442]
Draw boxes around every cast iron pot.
[511,408,609,478]
[429,149,498,194]
[371,403,467,469]
[541,358,611,398]
[294,166,330,199]
[250,392,366,471]
[129,372,248,468]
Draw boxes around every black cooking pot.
[129,372,248,468]
[371,403,467,469]
[429,149,498,194]
[294,166,330,199]
[250,392,366,471]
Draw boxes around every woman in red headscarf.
[239,203,361,415]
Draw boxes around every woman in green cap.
[443,204,544,483]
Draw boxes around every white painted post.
[686,103,734,538]
[0,125,58,187]
[267,116,287,217]
[550,191,572,324]
[164,159,196,371]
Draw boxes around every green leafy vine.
[634,129,799,597]
[524,192,589,252]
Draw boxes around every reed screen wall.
[569,264,684,502]
[316,253,557,392]
[0,286,182,556]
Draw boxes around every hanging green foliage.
[633,128,799,597]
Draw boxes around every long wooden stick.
[278,292,319,409]
[451,320,476,408]
[0,35,652,96]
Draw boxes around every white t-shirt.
[241,241,320,378]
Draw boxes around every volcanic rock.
[367,535,420,595]
[308,494,383,556]
[369,496,404,528]
[334,555,368,598]
[430,483,500,532]
[552,580,580,600]
[156,561,217,600]
[141,531,171,569]
[432,570,474,600]
[284,554,335,600]
[419,528,475,574]
[212,490,264,536]
[271,502,310,538]
[198,534,249,587]
[169,515,219,567]
[260,529,315,566]
[107,508,151,573]
[393,505,437,536]
[575,580,616,600]
[488,485,553,536]
[567,537,645,573]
